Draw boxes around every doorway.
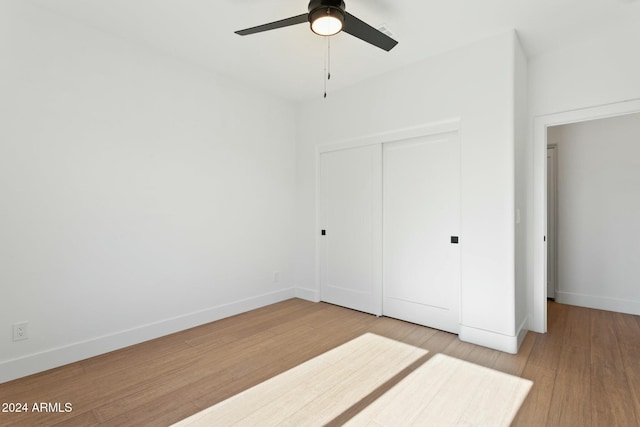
[547,115,640,314]
[532,99,640,333]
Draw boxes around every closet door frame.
[315,118,461,312]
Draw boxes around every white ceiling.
[27,0,640,101]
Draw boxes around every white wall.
[547,114,640,315]
[514,37,529,341]
[529,23,640,117]
[296,32,523,352]
[0,2,297,383]
[527,18,640,332]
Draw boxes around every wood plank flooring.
[172,334,431,427]
[0,299,639,426]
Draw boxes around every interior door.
[383,131,460,334]
[319,144,382,315]
[547,146,557,299]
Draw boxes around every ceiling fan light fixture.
[310,7,344,36]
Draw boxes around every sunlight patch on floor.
[171,333,532,427]
[172,333,428,427]
[345,353,533,427]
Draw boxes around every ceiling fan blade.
[235,13,309,36]
[343,12,398,51]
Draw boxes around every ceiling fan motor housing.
[308,0,346,29]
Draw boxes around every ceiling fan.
[235,0,398,51]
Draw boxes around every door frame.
[531,98,640,333]
[546,145,557,300]
[315,118,461,314]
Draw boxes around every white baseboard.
[516,316,529,349]
[295,287,320,302]
[0,288,296,384]
[459,325,520,354]
[555,291,640,316]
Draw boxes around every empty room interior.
[1,1,640,426]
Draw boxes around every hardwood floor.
[0,299,639,426]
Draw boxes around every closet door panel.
[319,144,382,315]
[383,132,460,333]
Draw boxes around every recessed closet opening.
[317,121,461,334]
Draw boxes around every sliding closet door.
[319,144,382,315]
[383,132,460,334]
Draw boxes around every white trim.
[531,98,640,333]
[555,292,640,317]
[516,316,529,349]
[295,287,321,302]
[459,325,519,354]
[372,143,384,316]
[0,288,296,384]
[315,144,322,306]
[317,118,461,154]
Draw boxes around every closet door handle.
[451,236,459,244]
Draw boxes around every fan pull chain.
[328,36,331,81]
[323,37,327,98]
[323,36,331,98]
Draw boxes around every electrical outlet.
[13,322,28,341]
[273,271,280,283]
